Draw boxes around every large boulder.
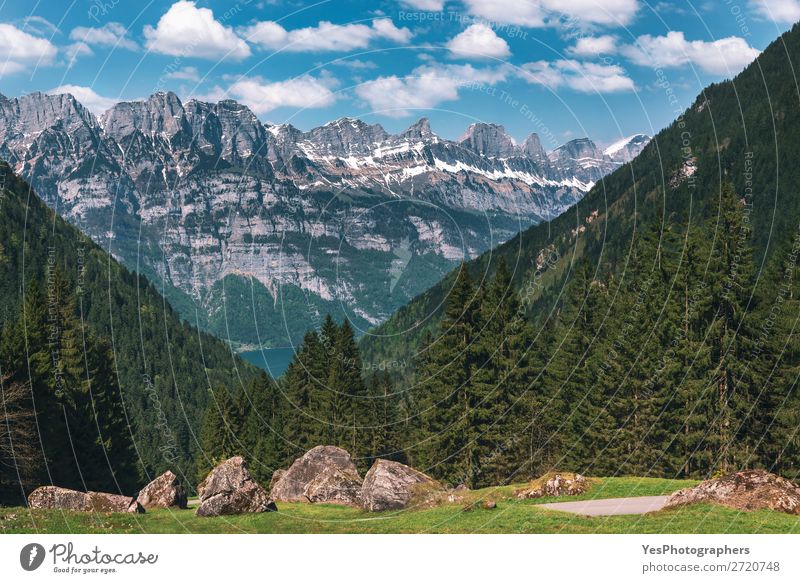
[515,472,590,499]
[196,456,276,517]
[269,469,286,493]
[271,445,362,506]
[28,486,143,513]
[305,465,363,505]
[665,470,800,515]
[360,459,442,512]
[136,471,187,509]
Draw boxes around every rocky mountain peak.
[304,117,389,156]
[101,91,188,140]
[521,133,546,161]
[551,137,601,160]
[457,122,516,158]
[398,117,434,141]
[0,91,98,146]
[603,133,651,163]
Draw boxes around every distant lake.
[240,347,295,378]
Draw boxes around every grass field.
[2,477,799,534]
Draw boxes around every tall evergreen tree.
[237,372,286,485]
[414,264,481,486]
[196,386,240,482]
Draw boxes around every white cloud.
[165,66,201,81]
[0,23,57,76]
[750,0,800,23]
[462,0,639,27]
[568,35,618,57]
[519,59,635,92]
[447,24,511,59]
[70,22,139,51]
[223,76,338,114]
[241,18,412,52]
[144,1,251,61]
[543,0,639,26]
[622,31,760,75]
[19,16,59,36]
[332,58,378,70]
[462,0,546,27]
[65,42,93,67]
[356,63,509,116]
[400,0,445,9]
[48,85,118,114]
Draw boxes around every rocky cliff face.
[0,90,648,348]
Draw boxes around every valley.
[0,90,647,348]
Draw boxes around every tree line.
[0,270,138,501]
[198,183,800,490]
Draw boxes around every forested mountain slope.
[0,163,257,500]
[361,22,800,371]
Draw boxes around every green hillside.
[0,163,258,501]
[361,22,800,373]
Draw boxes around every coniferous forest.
[197,181,800,489]
[1,13,800,532]
[0,164,258,504]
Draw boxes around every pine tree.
[365,371,403,466]
[704,183,763,472]
[237,373,286,485]
[196,386,240,481]
[414,264,481,486]
[470,259,536,486]
[282,329,328,459]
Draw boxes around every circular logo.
[19,543,46,571]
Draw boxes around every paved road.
[537,495,670,516]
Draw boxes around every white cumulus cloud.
[65,42,93,67]
[144,1,251,61]
[543,0,639,26]
[750,0,800,23]
[48,85,118,114]
[519,59,635,92]
[70,22,139,51]
[622,31,760,75]
[165,66,201,82]
[568,35,618,57]
[241,18,412,52]
[462,0,639,27]
[447,24,511,60]
[223,76,339,114]
[462,0,546,27]
[0,23,57,76]
[400,0,445,9]
[356,63,509,116]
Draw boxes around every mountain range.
[361,22,800,373]
[0,90,648,347]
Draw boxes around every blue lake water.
[240,347,295,378]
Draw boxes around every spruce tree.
[414,264,481,486]
[282,329,328,459]
[196,386,240,482]
[237,373,286,485]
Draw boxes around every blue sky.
[0,0,796,147]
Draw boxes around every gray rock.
[360,459,442,512]
[665,470,800,515]
[271,446,362,506]
[515,472,589,499]
[305,465,363,506]
[269,469,286,494]
[458,123,517,158]
[0,89,648,354]
[196,456,276,517]
[136,471,187,509]
[28,486,143,513]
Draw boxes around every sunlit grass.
[2,477,797,534]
